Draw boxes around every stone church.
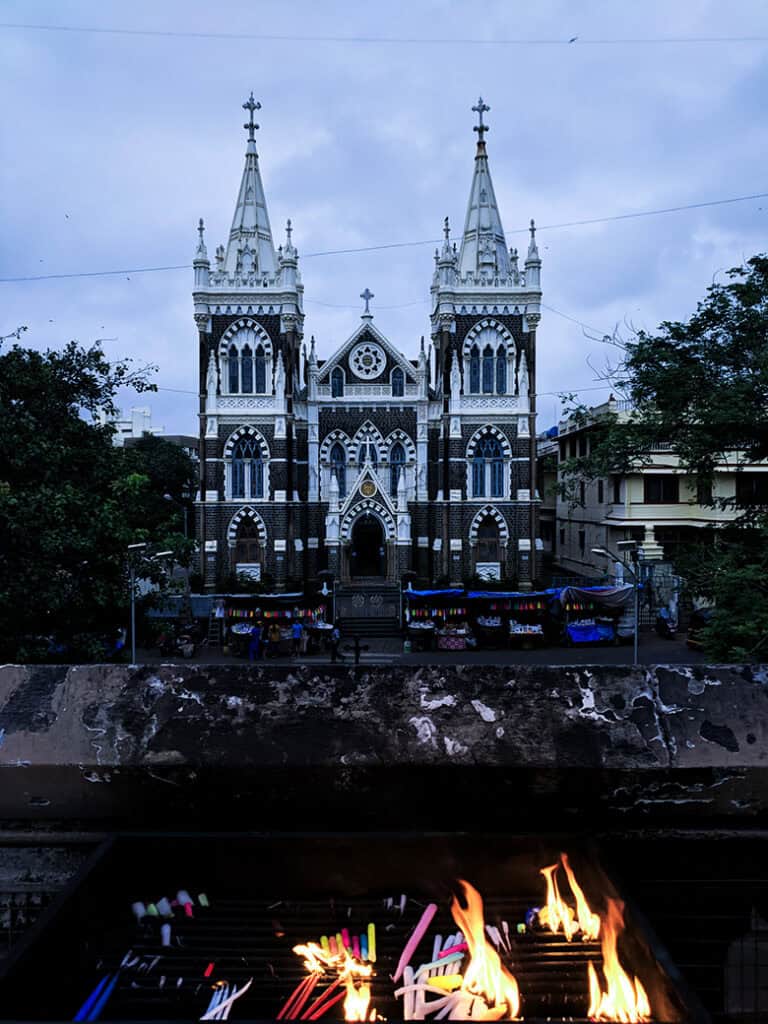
[193,95,542,590]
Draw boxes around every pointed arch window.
[469,345,480,394]
[231,438,264,500]
[472,436,504,498]
[331,367,344,398]
[254,344,266,393]
[391,367,404,397]
[390,442,406,498]
[495,345,507,394]
[228,344,239,393]
[330,442,346,499]
[241,345,253,393]
[482,345,494,394]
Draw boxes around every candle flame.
[291,940,377,1021]
[587,899,651,1023]
[539,853,601,942]
[451,879,521,1019]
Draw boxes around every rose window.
[349,343,385,380]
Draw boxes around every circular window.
[360,480,377,498]
[349,342,385,380]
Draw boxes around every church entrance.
[350,513,386,579]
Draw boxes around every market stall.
[403,589,467,652]
[467,590,556,649]
[222,593,328,657]
[558,585,635,647]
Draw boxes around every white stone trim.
[466,424,513,459]
[339,500,397,542]
[469,505,509,545]
[227,506,267,547]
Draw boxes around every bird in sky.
[569,36,578,43]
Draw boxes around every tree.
[559,255,768,658]
[0,340,195,662]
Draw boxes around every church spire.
[458,97,509,279]
[222,93,277,277]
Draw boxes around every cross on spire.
[472,96,490,144]
[242,92,261,142]
[360,287,374,316]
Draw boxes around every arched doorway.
[350,513,386,578]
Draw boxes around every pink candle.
[352,934,361,959]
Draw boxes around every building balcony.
[316,383,420,399]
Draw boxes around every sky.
[1,0,767,434]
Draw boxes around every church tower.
[193,95,305,589]
[428,98,542,586]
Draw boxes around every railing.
[317,383,419,398]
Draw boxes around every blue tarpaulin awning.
[404,588,465,599]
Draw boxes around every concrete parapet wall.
[1,663,766,827]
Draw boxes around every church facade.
[193,96,542,590]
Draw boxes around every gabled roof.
[317,317,417,382]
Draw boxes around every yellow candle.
[367,922,376,963]
[336,932,344,954]
[427,974,463,991]
[320,935,330,953]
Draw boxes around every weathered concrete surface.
[1,663,765,768]
[1,663,767,827]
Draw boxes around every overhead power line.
[1,190,765,284]
[1,23,766,45]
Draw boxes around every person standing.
[330,622,343,663]
[248,622,262,662]
[291,618,303,658]
[268,621,282,658]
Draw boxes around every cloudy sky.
[2,0,767,433]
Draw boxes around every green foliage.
[0,339,196,662]
[561,255,768,659]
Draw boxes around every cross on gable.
[242,92,261,141]
[360,288,374,315]
[472,96,490,143]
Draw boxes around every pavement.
[137,633,704,667]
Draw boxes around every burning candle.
[360,934,368,961]
[335,932,344,953]
[320,935,330,954]
[341,928,351,951]
[329,935,338,956]
[367,922,376,963]
[352,934,361,959]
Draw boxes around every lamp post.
[127,544,173,665]
[591,541,641,666]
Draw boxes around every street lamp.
[591,541,641,666]
[127,545,173,665]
